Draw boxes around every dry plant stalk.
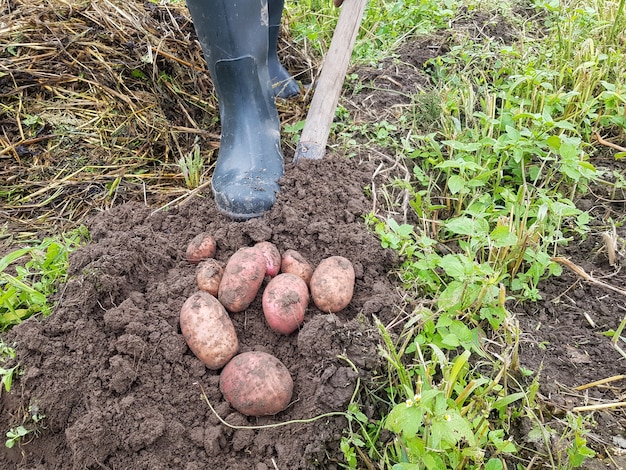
[551,257,626,298]
[573,401,626,413]
[575,374,626,391]
[1,0,314,238]
[595,132,626,153]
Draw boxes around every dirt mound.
[0,155,400,469]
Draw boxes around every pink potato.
[186,232,217,263]
[218,247,267,312]
[219,351,293,416]
[179,291,238,370]
[196,259,224,296]
[254,241,281,277]
[280,249,314,285]
[262,273,309,335]
[309,256,355,313]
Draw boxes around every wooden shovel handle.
[294,0,368,161]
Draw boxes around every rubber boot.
[268,0,300,98]
[186,0,284,220]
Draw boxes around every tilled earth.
[1,1,626,469]
[0,155,400,470]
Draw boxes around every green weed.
[178,140,205,189]
[5,405,46,449]
[341,317,522,469]
[292,0,626,466]
[0,228,87,330]
[0,340,19,394]
[286,0,457,64]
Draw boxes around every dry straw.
[0,0,312,240]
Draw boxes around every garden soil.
[0,154,402,470]
[2,2,626,469]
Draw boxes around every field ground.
[1,0,626,468]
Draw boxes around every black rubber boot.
[186,0,284,220]
[268,0,300,98]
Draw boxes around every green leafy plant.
[321,0,622,466]
[5,405,46,449]
[5,426,30,449]
[341,317,522,469]
[0,228,87,330]
[287,0,457,64]
[0,340,19,394]
[178,141,205,189]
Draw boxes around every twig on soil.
[551,257,626,298]
[553,257,626,360]
[368,148,411,223]
[575,375,626,391]
[582,311,596,328]
[611,316,626,360]
[594,132,626,153]
[150,179,213,216]
[572,401,626,413]
[0,134,56,157]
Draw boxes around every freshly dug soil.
[0,155,400,470]
[1,1,626,468]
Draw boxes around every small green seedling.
[178,141,204,189]
[0,340,19,394]
[5,426,30,449]
[5,405,46,449]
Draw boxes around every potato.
[196,259,224,296]
[219,351,293,416]
[179,291,238,370]
[254,241,281,277]
[218,247,267,312]
[262,273,309,335]
[309,256,355,313]
[280,249,314,285]
[186,232,217,263]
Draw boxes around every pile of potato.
[179,233,355,417]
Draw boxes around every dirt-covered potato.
[196,259,224,296]
[186,232,217,263]
[280,249,314,285]
[309,256,355,313]
[262,273,309,335]
[219,351,293,416]
[179,291,238,369]
[254,241,281,277]
[218,247,266,312]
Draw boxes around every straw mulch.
[0,0,313,241]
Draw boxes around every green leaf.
[445,217,489,237]
[438,254,466,278]
[441,140,483,152]
[445,349,471,393]
[485,458,504,470]
[0,365,17,392]
[424,454,445,470]
[559,139,579,160]
[447,175,466,194]
[393,464,422,470]
[431,410,475,447]
[440,333,460,348]
[0,248,31,273]
[493,391,525,412]
[385,402,425,438]
[437,280,465,310]
[489,225,518,247]
[2,275,46,305]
